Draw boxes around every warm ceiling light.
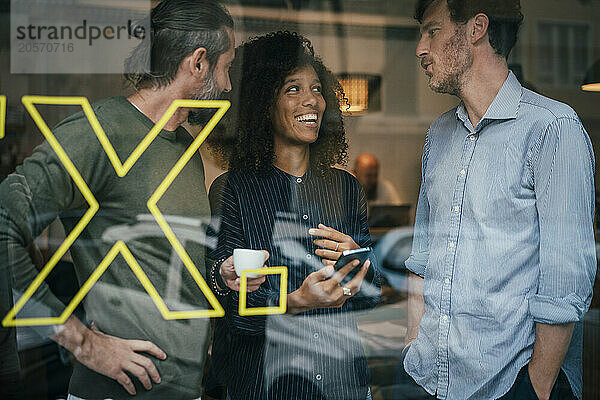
[582,83,600,92]
[337,73,380,115]
[581,60,600,92]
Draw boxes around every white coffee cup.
[233,249,267,278]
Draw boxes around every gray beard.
[188,71,223,125]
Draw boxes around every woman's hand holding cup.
[219,249,270,292]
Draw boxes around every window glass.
[0,1,599,400]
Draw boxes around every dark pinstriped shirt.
[208,166,381,400]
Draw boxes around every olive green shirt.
[0,96,212,399]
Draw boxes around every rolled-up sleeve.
[405,133,431,278]
[0,138,96,321]
[530,116,596,324]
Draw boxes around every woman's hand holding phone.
[309,223,360,266]
[286,258,371,315]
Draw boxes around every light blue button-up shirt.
[404,71,596,400]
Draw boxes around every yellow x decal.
[0,95,6,139]
[2,96,228,327]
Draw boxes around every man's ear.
[185,47,208,79]
[470,13,490,45]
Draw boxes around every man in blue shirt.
[401,1,596,399]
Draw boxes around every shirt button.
[315,374,322,381]
[444,278,450,285]
[313,333,319,339]
[296,177,303,183]
[453,206,460,213]
[306,254,312,260]
[448,242,455,249]
[469,135,476,141]
[460,169,467,175]
[442,314,449,321]
[302,214,309,220]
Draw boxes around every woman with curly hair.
[207,31,380,400]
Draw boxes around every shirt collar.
[124,96,179,142]
[456,70,522,124]
[272,164,313,182]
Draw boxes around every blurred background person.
[353,153,401,206]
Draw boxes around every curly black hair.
[206,31,348,176]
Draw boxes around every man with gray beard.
[0,1,264,399]
[400,0,595,399]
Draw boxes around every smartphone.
[333,247,372,284]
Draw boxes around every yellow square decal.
[239,267,288,316]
